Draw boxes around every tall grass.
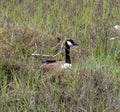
[0,0,120,111]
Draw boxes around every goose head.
[65,39,79,47]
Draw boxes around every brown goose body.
[41,39,78,71]
[41,61,66,71]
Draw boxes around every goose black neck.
[65,44,71,63]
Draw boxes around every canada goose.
[41,39,78,70]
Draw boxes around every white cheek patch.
[61,63,72,69]
[67,41,72,46]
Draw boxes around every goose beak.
[73,42,79,46]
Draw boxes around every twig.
[79,107,87,112]
[109,37,120,40]
[32,53,52,57]
[32,37,66,57]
